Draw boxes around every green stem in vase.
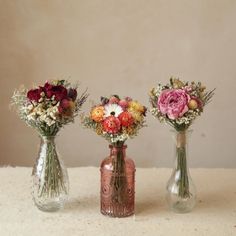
[38,137,68,199]
[110,141,127,204]
[176,131,191,199]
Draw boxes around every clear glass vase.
[100,144,135,217]
[32,136,69,212]
[166,130,196,213]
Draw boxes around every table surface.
[0,167,236,236]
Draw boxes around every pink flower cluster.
[157,89,191,120]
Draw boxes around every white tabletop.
[0,167,236,236]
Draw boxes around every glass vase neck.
[171,130,192,147]
[40,135,57,142]
[170,129,194,175]
[109,144,127,157]
[166,129,196,213]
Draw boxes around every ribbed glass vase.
[32,135,69,212]
[100,144,135,217]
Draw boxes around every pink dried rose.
[157,89,190,119]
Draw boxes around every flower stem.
[110,142,127,204]
[176,138,191,199]
[38,137,67,199]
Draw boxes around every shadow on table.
[135,196,167,217]
[62,195,99,213]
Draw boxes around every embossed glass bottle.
[100,144,135,217]
[166,130,196,213]
[32,136,69,212]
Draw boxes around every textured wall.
[0,0,235,167]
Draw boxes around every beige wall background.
[0,0,235,167]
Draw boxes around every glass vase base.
[34,200,65,212]
[101,206,134,218]
[167,196,196,214]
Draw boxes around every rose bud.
[188,99,198,110]
[125,96,132,102]
[109,96,120,104]
[118,99,128,109]
[60,98,71,109]
[58,98,75,116]
[68,88,77,101]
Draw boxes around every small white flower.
[104,104,123,117]
[27,112,37,121]
[49,112,57,120]
[39,114,47,122]
[45,117,55,126]
[27,104,33,111]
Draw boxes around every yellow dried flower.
[122,126,135,136]
[96,123,103,135]
[128,101,145,113]
[128,108,143,123]
[173,78,185,89]
[200,85,206,92]
[149,88,156,97]
[188,99,198,110]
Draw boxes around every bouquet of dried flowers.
[81,95,146,209]
[150,78,214,202]
[11,80,88,204]
[11,80,88,136]
[81,95,147,145]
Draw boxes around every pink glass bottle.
[100,144,135,217]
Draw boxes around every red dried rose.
[47,85,68,101]
[68,88,77,101]
[118,111,134,127]
[43,82,53,98]
[27,88,42,102]
[53,85,67,101]
[42,82,68,101]
[103,116,121,134]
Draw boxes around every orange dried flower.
[90,106,105,122]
